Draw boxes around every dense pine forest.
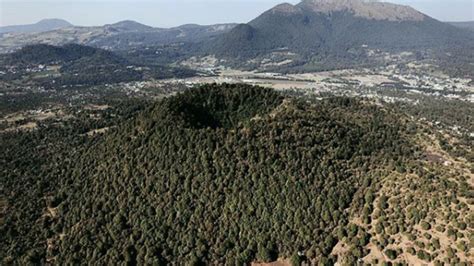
[1,84,433,264]
[1,0,473,263]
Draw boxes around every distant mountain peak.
[269,3,302,14]
[0,18,72,34]
[111,20,147,26]
[211,0,469,63]
[298,0,426,21]
[36,18,72,26]
[106,20,154,31]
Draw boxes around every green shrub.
[423,232,432,240]
[406,247,416,255]
[416,249,431,261]
[420,221,431,230]
[456,241,467,252]
[290,253,302,266]
[384,249,398,260]
[457,222,467,230]
[415,241,425,249]
[435,225,445,232]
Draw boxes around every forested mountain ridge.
[207,0,473,69]
[2,84,471,265]
[449,21,474,31]
[0,44,142,86]
[0,44,196,87]
[104,20,155,32]
[3,43,125,65]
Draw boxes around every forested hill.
[2,84,473,264]
[0,44,197,86]
[1,84,417,264]
[3,43,126,66]
[209,0,472,59]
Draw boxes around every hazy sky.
[0,0,473,27]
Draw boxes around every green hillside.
[208,1,473,71]
[0,44,196,87]
[2,84,425,264]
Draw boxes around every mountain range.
[0,19,72,35]
[0,0,473,72]
[208,0,472,62]
[0,20,236,53]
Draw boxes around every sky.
[0,0,473,27]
